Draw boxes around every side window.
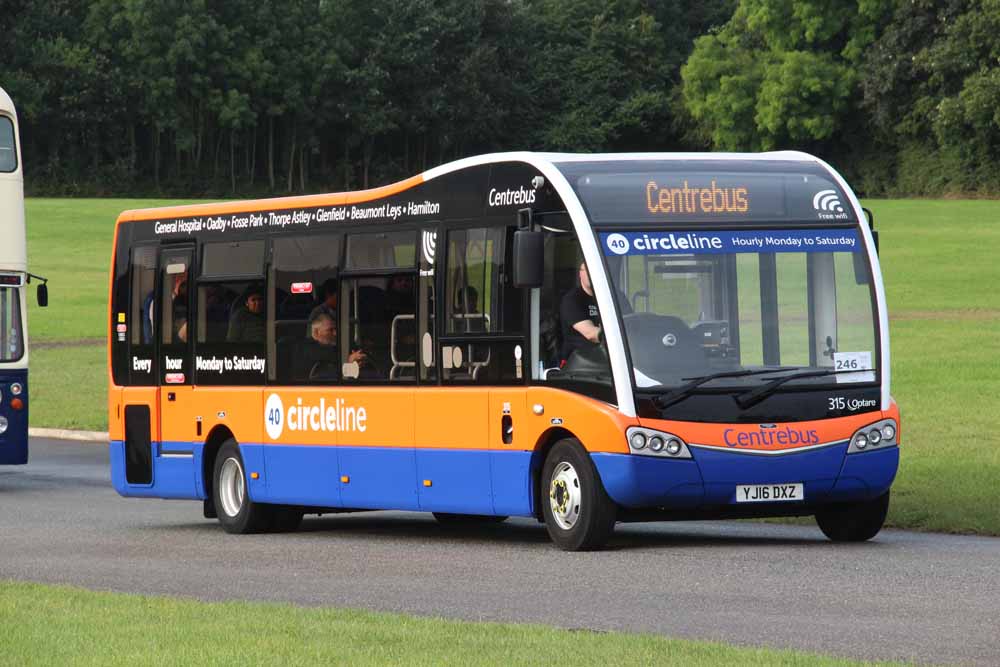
[341,273,416,382]
[128,246,157,385]
[195,241,267,385]
[341,230,418,383]
[0,117,16,173]
[441,226,524,384]
[536,228,614,402]
[159,248,192,385]
[418,228,437,382]
[269,234,342,383]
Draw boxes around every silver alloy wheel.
[549,461,582,530]
[218,457,246,518]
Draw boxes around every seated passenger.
[308,311,369,378]
[227,285,266,343]
[306,278,339,335]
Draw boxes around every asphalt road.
[1,437,997,665]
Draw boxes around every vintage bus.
[108,152,899,550]
[0,86,46,465]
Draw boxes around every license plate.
[735,483,804,503]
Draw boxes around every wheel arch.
[529,427,580,521]
[201,424,236,506]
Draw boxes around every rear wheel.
[541,439,616,551]
[815,491,890,542]
[213,439,273,534]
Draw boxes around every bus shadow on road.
[152,514,893,551]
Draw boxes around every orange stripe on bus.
[117,174,425,223]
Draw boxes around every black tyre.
[433,512,508,525]
[815,491,890,542]
[540,438,617,551]
[213,439,273,534]
[269,507,304,533]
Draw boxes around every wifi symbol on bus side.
[812,189,844,213]
[422,230,437,266]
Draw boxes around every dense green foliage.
[0,0,732,196]
[3,1,1000,196]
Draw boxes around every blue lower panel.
[592,453,704,508]
[832,447,899,501]
[111,440,535,517]
[491,450,534,516]
[0,370,28,465]
[339,447,420,511]
[416,449,493,514]
[110,440,201,500]
[254,444,341,507]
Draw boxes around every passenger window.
[441,226,525,384]
[418,229,437,382]
[341,273,417,382]
[345,231,416,270]
[158,247,193,385]
[128,246,157,385]
[269,234,342,383]
[160,255,190,347]
[202,240,265,278]
[0,117,16,173]
[130,247,157,347]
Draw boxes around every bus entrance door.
[489,388,531,516]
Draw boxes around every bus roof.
[115,151,825,223]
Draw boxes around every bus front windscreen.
[0,287,23,362]
[601,228,877,397]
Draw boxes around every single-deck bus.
[1,87,47,465]
[108,152,899,550]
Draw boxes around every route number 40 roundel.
[265,393,284,439]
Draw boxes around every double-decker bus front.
[559,154,898,541]
[0,87,29,465]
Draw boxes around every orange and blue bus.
[1,86,47,465]
[108,152,899,550]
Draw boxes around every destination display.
[561,163,857,225]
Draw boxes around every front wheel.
[213,439,273,534]
[815,491,890,542]
[541,439,616,551]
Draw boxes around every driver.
[559,262,631,363]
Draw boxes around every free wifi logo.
[812,189,844,214]
[422,230,437,266]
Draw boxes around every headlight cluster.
[0,416,8,434]
[627,426,691,459]
[848,419,898,454]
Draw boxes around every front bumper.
[592,442,898,510]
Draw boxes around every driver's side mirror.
[37,283,48,308]
[512,230,544,288]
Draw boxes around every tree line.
[2,0,998,198]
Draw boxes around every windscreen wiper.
[734,368,862,410]
[652,368,791,409]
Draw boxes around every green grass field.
[22,198,1000,535]
[0,581,904,666]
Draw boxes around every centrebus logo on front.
[265,393,368,440]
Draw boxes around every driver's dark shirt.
[559,287,633,361]
[560,287,600,360]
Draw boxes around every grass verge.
[0,581,903,666]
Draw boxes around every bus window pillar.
[807,253,838,367]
